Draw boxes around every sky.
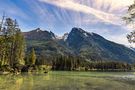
[0,0,135,46]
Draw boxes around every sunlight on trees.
[0,17,25,67]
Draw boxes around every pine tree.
[13,29,25,65]
[29,48,36,65]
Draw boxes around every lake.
[0,71,135,90]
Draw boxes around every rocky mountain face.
[24,27,135,63]
[24,28,56,40]
[24,28,73,59]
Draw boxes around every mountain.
[65,28,135,63]
[24,27,135,63]
[24,28,56,40]
[24,28,73,59]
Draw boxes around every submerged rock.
[0,71,10,75]
[44,71,48,73]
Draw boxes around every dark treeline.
[86,61,132,71]
[52,55,83,71]
[51,55,133,71]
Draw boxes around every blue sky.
[0,0,134,46]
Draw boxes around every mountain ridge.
[24,27,135,63]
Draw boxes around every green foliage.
[28,48,36,65]
[0,17,25,67]
[52,55,82,71]
[51,55,132,71]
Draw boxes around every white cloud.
[90,0,134,9]
[106,34,135,47]
[107,34,128,44]
[39,0,121,25]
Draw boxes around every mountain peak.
[35,28,42,32]
[31,28,43,33]
[24,28,56,40]
[70,27,95,38]
[71,27,85,33]
[71,27,95,35]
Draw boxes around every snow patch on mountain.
[83,32,88,37]
[63,33,69,41]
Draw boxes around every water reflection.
[0,72,134,90]
[0,74,23,90]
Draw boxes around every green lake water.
[0,71,135,90]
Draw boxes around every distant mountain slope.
[23,28,135,63]
[66,28,135,63]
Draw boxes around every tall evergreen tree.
[29,48,36,65]
[13,29,25,65]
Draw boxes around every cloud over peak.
[0,0,134,46]
[39,0,122,25]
